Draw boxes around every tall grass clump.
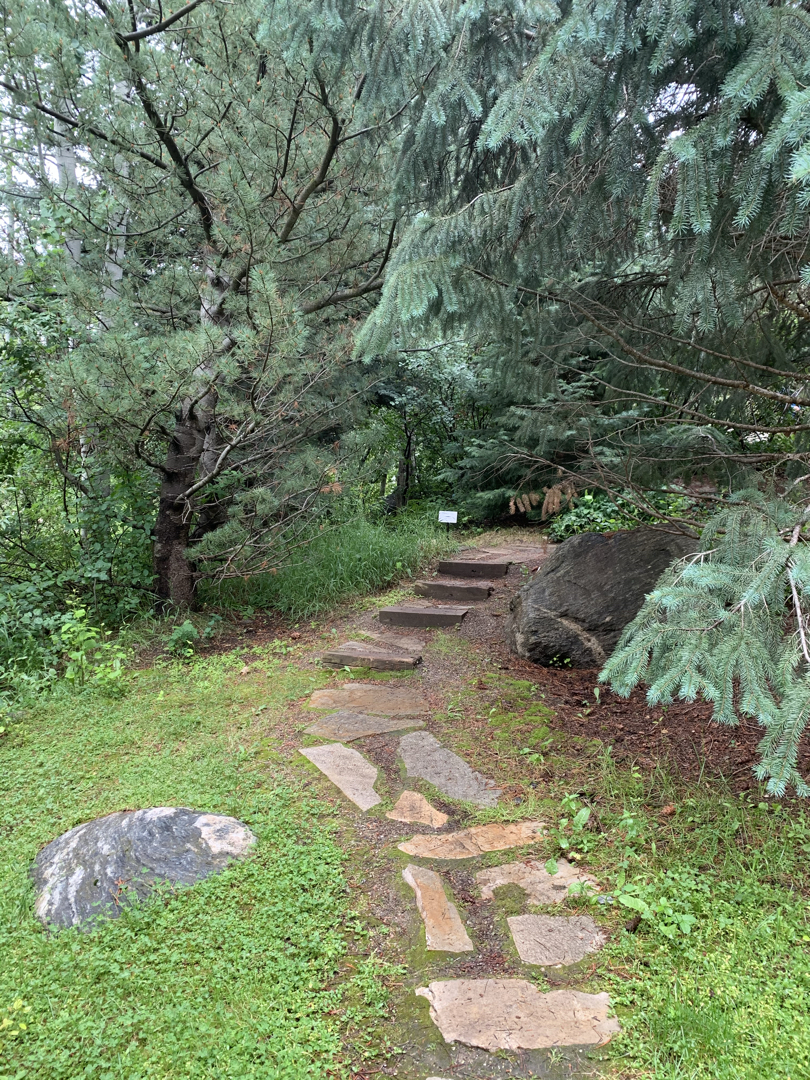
[206,513,455,619]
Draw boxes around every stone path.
[416,981,619,1049]
[476,857,595,904]
[295,545,618,1076]
[298,743,381,810]
[308,682,428,715]
[386,790,448,828]
[321,640,421,670]
[414,579,494,601]
[379,603,470,628]
[398,821,545,860]
[507,914,607,966]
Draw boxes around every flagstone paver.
[415,980,620,1049]
[304,710,424,742]
[399,821,545,860]
[403,865,474,952]
[307,682,428,715]
[476,857,596,904]
[507,914,607,966]
[363,631,425,654]
[298,744,381,811]
[386,790,448,828]
[398,731,502,806]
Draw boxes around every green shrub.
[165,619,199,658]
[547,490,691,542]
[0,580,63,703]
[57,608,127,692]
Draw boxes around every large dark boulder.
[32,807,256,929]
[505,528,695,667]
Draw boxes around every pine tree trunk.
[153,411,208,609]
[153,267,227,608]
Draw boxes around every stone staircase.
[319,552,514,667]
[299,557,620,1073]
[413,579,493,601]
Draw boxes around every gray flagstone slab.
[308,683,428,715]
[398,731,501,806]
[304,710,424,742]
[507,914,606,966]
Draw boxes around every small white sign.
[438,510,458,524]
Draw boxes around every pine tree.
[360,0,810,497]
[602,496,810,796]
[0,0,428,606]
[353,0,810,792]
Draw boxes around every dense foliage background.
[2,0,810,789]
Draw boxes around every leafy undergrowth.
[595,778,810,1080]
[0,650,389,1079]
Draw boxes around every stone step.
[413,579,493,601]
[379,604,469,628]
[321,640,421,671]
[386,790,448,828]
[415,979,620,1050]
[304,710,424,742]
[476,858,596,905]
[362,631,425,654]
[437,558,511,578]
[507,914,606,966]
[403,865,473,952]
[308,682,428,715]
[399,820,545,860]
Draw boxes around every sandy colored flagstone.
[398,731,501,806]
[386,790,448,828]
[507,914,606,966]
[307,682,428,715]
[403,865,473,952]
[476,858,595,904]
[304,711,424,742]
[398,821,544,860]
[415,979,620,1049]
[298,744,381,811]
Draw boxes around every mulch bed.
[504,656,810,795]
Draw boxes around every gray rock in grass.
[32,807,256,929]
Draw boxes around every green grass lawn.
[0,650,387,1080]
[5,638,810,1079]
